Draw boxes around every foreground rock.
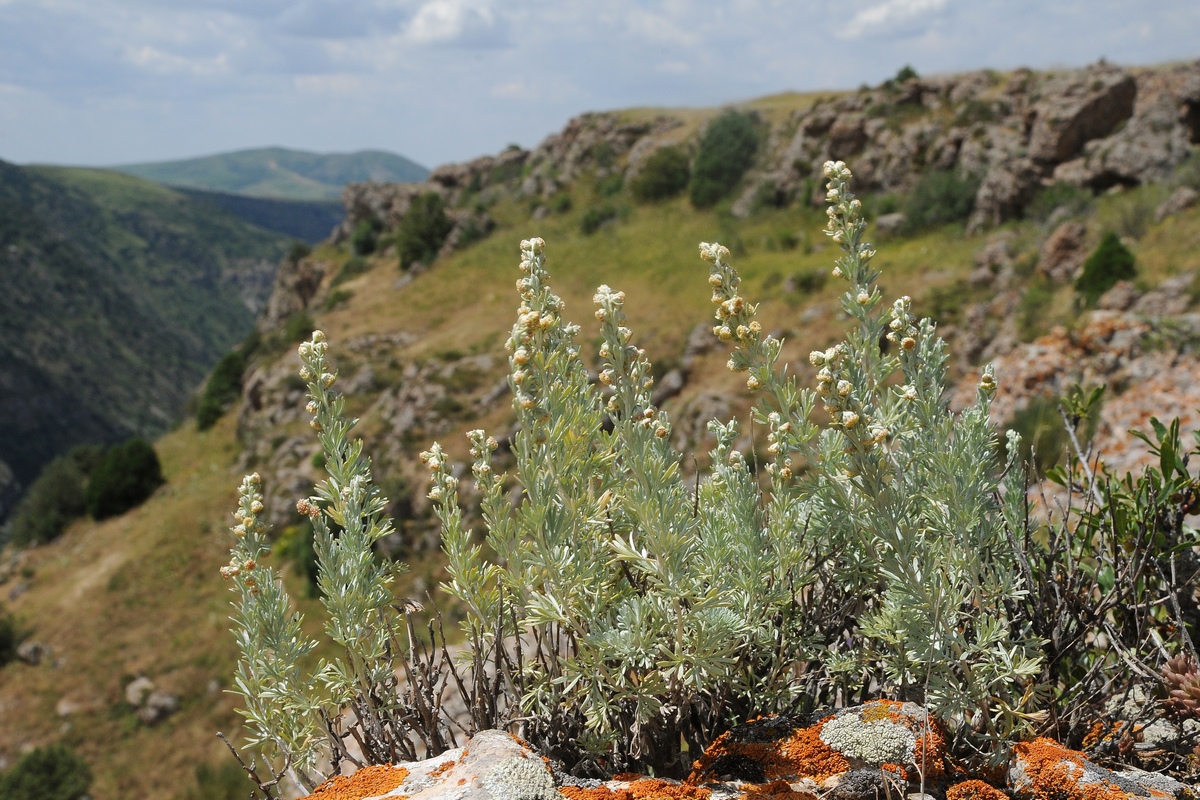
[300,702,1197,800]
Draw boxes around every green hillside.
[115,147,429,201]
[0,162,288,511]
[179,188,344,243]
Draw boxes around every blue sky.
[1,0,1198,170]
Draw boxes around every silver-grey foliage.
[224,159,1043,785]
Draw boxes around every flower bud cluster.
[419,443,459,504]
[508,238,580,417]
[700,242,776,385]
[886,296,919,353]
[821,162,877,294]
[593,284,668,437]
[222,472,269,593]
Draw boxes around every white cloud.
[625,8,698,47]
[405,0,504,46]
[293,72,363,93]
[840,0,948,40]
[122,45,230,77]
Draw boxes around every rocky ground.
[294,703,1197,800]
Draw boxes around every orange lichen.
[945,779,1008,800]
[686,716,849,785]
[860,699,904,723]
[304,765,409,800]
[430,760,456,778]
[1081,720,1128,750]
[1012,738,1170,800]
[613,772,643,781]
[741,779,819,800]
[559,779,711,800]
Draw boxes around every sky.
[1,0,1198,171]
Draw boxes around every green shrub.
[0,743,92,800]
[323,289,353,311]
[85,439,165,520]
[273,521,320,598]
[1075,231,1135,305]
[1025,181,1093,222]
[9,456,86,546]
[287,241,312,263]
[892,63,919,83]
[1006,396,1072,478]
[580,204,618,235]
[786,267,826,294]
[396,193,453,270]
[197,350,246,431]
[0,604,18,667]
[284,311,314,344]
[630,146,691,202]
[181,760,250,800]
[902,169,980,231]
[689,111,760,208]
[548,193,573,214]
[594,173,624,198]
[331,255,370,287]
[350,220,379,256]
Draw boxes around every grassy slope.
[0,164,288,490]
[3,143,1199,798]
[115,148,430,202]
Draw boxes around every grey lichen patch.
[819,713,915,765]
[482,756,558,800]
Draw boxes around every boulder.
[876,212,907,237]
[15,640,48,666]
[1038,220,1089,283]
[1156,187,1199,222]
[302,730,557,800]
[1097,280,1141,311]
[969,156,1041,232]
[687,701,946,787]
[1027,67,1136,164]
[1008,738,1185,800]
[828,114,867,161]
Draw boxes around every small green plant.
[580,203,618,235]
[689,111,760,208]
[954,99,997,126]
[330,255,370,287]
[1017,278,1057,340]
[397,193,453,270]
[1025,181,1093,222]
[85,438,164,520]
[182,760,252,800]
[9,456,86,546]
[350,220,379,256]
[197,349,247,430]
[1075,230,1135,305]
[630,146,691,203]
[0,743,92,800]
[902,169,980,231]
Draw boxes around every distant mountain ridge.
[115,147,429,201]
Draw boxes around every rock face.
[333,59,1200,256]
